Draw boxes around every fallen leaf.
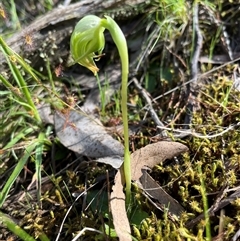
[140,170,185,217]
[131,141,189,181]
[38,103,54,124]
[110,170,131,241]
[54,110,124,168]
[110,141,188,239]
[131,141,188,217]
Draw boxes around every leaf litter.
[54,109,189,239]
[110,141,188,239]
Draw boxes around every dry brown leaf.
[140,170,185,217]
[131,141,188,218]
[110,170,131,241]
[131,141,189,181]
[110,141,188,239]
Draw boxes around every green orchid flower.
[70,15,105,75]
[70,15,131,207]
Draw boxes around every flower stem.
[102,17,131,206]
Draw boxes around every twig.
[71,227,103,241]
[186,184,229,229]
[184,1,203,127]
[157,122,240,139]
[54,190,87,241]
[132,77,168,137]
[141,54,240,108]
[55,182,98,241]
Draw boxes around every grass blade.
[0,141,38,207]
[0,210,35,241]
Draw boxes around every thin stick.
[132,77,167,137]
[157,122,240,139]
[184,1,203,126]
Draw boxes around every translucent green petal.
[70,15,105,75]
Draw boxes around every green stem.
[0,210,36,241]
[102,17,131,206]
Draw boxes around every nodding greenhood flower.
[70,15,105,75]
[70,14,132,207]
